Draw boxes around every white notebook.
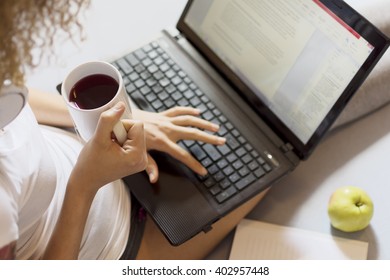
[229,219,368,260]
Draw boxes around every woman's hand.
[131,106,226,183]
[70,102,148,195]
[45,102,148,259]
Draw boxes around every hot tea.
[69,74,119,110]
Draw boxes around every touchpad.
[122,151,217,245]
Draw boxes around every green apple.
[327,186,374,232]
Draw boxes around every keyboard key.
[182,140,195,148]
[201,158,213,168]
[159,63,170,72]
[263,163,272,172]
[152,84,163,94]
[145,93,157,102]
[202,111,214,121]
[229,173,240,183]
[203,144,222,162]
[134,79,145,88]
[134,64,146,73]
[242,154,253,164]
[216,186,237,203]
[134,49,147,60]
[142,44,153,53]
[214,171,225,182]
[208,164,219,175]
[146,78,157,87]
[148,50,158,59]
[220,179,231,189]
[130,90,154,112]
[226,153,238,163]
[235,147,246,157]
[171,91,182,101]
[166,70,176,79]
[238,136,247,144]
[153,56,164,66]
[254,167,266,178]
[248,160,259,171]
[117,58,133,74]
[126,83,136,94]
[216,159,229,169]
[223,166,235,176]
[183,90,195,99]
[163,98,175,108]
[217,125,228,136]
[165,84,176,94]
[129,72,140,82]
[204,177,216,188]
[140,71,151,80]
[189,96,200,107]
[226,134,240,150]
[147,64,159,74]
[232,160,243,170]
[159,78,170,87]
[140,86,151,95]
[177,83,188,92]
[210,185,222,196]
[125,53,139,66]
[178,98,189,107]
[151,99,163,110]
[216,145,231,156]
[142,58,153,67]
[238,166,250,177]
[236,174,256,190]
[189,144,207,161]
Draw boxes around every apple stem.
[356,202,363,207]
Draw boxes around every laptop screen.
[178,0,389,158]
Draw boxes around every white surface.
[24,0,390,259]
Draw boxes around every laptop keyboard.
[113,41,273,204]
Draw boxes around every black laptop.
[109,0,389,245]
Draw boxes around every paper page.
[229,219,368,260]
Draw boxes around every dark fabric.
[119,194,146,260]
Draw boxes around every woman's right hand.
[69,102,148,196]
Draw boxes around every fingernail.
[113,102,124,111]
[148,170,155,181]
[212,124,220,131]
[218,137,226,144]
[200,168,208,176]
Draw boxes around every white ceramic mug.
[62,61,132,144]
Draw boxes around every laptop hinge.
[164,28,183,41]
[280,143,300,166]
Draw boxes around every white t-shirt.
[0,104,131,259]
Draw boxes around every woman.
[0,0,266,260]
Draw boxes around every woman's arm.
[43,103,148,259]
[28,88,73,127]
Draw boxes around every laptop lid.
[177,0,389,159]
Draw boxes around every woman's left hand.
[129,107,226,183]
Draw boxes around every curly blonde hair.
[0,0,90,86]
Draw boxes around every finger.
[163,140,207,176]
[122,120,145,150]
[94,102,125,141]
[145,153,159,183]
[161,106,200,117]
[173,126,226,145]
[171,115,220,132]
